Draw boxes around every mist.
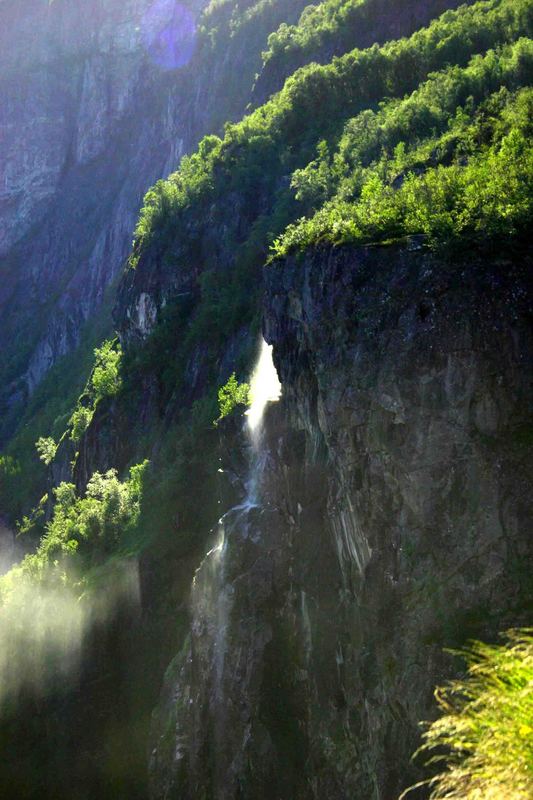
[0,558,140,710]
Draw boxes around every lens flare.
[141,0,196,71]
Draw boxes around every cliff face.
[0,0,306,442]
[0,0,194,436]
[150,241,532,799]
[2,2,531,798]
[263,242,532,796]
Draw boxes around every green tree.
[35,436,57,466]
[91,340,122,400]
[70,406,93,443]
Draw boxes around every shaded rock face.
[152,242,532,798]
[0,0,304,441]
[0,0,206,436]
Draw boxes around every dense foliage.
[402,630,533,800]
[134,0,532,262]
[273,43,533,255]
[261,0,461,82]
[217,372,251,421]
[264,0,369,63]
[68,339,122,443]
[0,462,148,594]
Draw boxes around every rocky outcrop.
[151,240,532,798]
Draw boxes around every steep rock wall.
[0,0,205,436]
[151,240,532,798]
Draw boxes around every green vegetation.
[69,405,93,443]
[402,630,533,800]
[264,0,367,64]
[0,340,124,563]
[133,0,532,288]
[261,0,444,80]
[68,339,122,444]
[35,437,57,466]
[273,73,533,254]
[0,296,114,523]
[217,373,251,422]
[0,462,148,594]
[125,1,532,444]
[135,0,532,249]
[91,339,121,399]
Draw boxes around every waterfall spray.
[242,339,282,505]
[246,340,281,442]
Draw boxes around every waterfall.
[189,339,281,776]
[246,339,281,443]
[192,337,281,578]
[243,339,282,504]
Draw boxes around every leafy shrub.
[217,373,251,422]
[401,629,533,800]
[69,405,94,443]
[91,340,122,400]
[69,339,122,443]
[35,437,57,466]
[16,461,149,585]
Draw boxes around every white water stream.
[246,340,282,442]
[191,338,282,710]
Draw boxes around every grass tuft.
[401,629,533,800]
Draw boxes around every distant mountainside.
[0,0,309,446]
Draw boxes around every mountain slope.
[0,1,531,798]
[0,0,309,445]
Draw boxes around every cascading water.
[192,337,281,602]
[187,339,282,784]
[193,338,281,571]
[246,340,282,442]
